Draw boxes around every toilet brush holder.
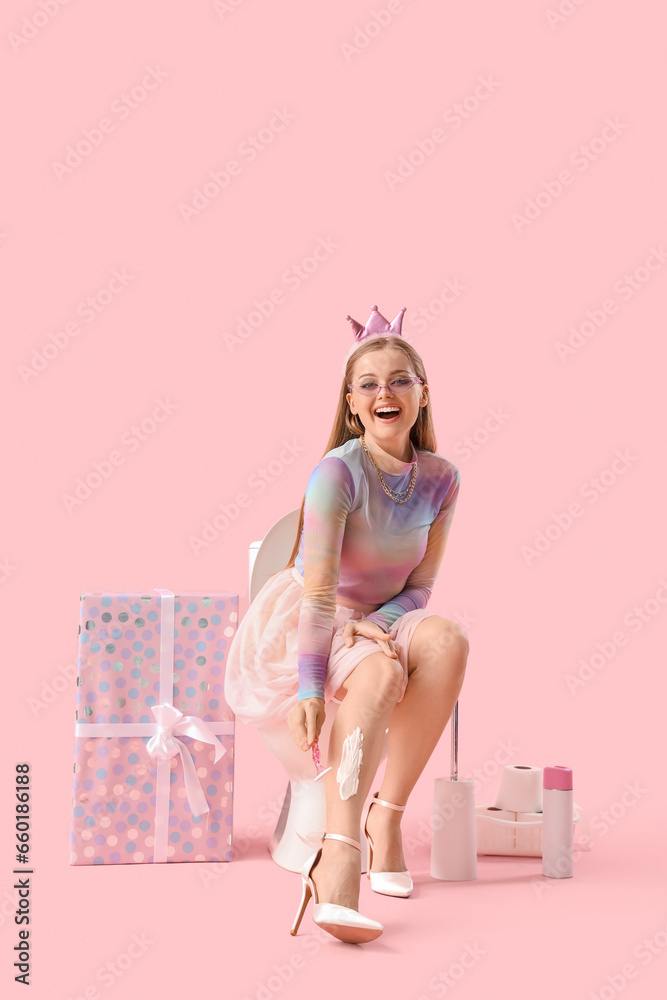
[430,700,478,881]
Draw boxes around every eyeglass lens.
[355,377,418,396]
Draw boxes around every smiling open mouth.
[375,406,401,420]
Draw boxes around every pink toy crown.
[342,304,407,375]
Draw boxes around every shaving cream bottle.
[542,765,573,878]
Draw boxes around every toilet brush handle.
[450,699,459,781]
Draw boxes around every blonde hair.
[282,335,438,571]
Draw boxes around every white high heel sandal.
[289,832,384,943]
[363,791,414,897]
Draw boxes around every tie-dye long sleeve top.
[294,436,461,701]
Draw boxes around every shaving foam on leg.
[336,726,364,800]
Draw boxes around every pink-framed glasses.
[347,376,424,397]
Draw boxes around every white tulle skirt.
[223,566,435,729]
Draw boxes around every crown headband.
[341,304,407,376]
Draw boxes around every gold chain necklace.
[360,434,418,503]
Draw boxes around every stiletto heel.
[289,874,313,936]
[289,832,383,943]
[363,791,413,897]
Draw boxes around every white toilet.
[248,509,386,873]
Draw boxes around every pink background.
[2,1,666,997]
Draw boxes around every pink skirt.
[223,566,436,729]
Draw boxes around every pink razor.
[311,738,332,781]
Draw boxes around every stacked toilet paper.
[476,765,544,857]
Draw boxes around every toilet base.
[267,776,370,873]
[258,708,389,873]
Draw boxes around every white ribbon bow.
[146,703,225,817]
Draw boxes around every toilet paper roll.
[495,764,543,813]
[431,778,477,881]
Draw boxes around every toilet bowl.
[256,702,389,872]
[248,513,387,873]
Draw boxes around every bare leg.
[309,651,403,911]
[365,617,469,872]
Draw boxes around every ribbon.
[146,702,225,817]
[75,588,234,863]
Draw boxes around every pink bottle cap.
[543,765,572,790]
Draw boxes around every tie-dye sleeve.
[297,456,356,702]
[365,468,461,631]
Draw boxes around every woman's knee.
[408,616,469,673]
[345,652,404,710]
[448,620,470,659]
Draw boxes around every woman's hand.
[288,697,326,751]
[343,618,397,658]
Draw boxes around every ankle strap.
[372,791,407,812]
[321,832,361,851]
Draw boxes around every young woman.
[224,305,469,944]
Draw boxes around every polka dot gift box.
[69,589,238,865]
